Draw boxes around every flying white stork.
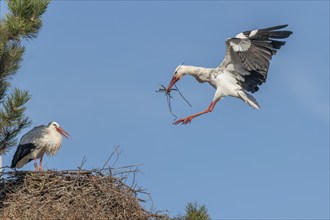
[166,24,292,125]
[11,121,70,171]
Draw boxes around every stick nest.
[0,169,167,220]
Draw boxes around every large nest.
[0,166,167,219]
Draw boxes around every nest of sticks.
[0,168,167,219]
[0,148,168,220]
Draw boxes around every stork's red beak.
[56,127,70,139]
[166,75,181,94]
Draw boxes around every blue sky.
[1,1,329,219]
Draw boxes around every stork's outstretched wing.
[219,24,292,93]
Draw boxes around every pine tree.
[0,0,50,159]
[183,202,210,220]
[174,202,211,220]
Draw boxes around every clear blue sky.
[1,1,329,219]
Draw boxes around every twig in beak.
[156,83,192,121]
[156,83,178,120]
[166,91,177,120]
[173,84,192,107]
[156,83,176,95]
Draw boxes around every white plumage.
[11,121,69,171]
[166,25,292,125]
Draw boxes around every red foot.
[174,116,194,125]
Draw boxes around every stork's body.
[166,25,292,124]
[11,121,69,171]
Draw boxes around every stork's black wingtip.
[279,24,289,28]
[262,24,290,31]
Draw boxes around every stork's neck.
[181,65,215,83]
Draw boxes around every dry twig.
[156,83,192,121]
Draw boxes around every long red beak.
[56,127,70,139]
[166,75,180,94]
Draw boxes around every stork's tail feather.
[11,143,36,168]
[237,91,260,109]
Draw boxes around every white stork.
[166,24,292,125]
[11,121,70,171]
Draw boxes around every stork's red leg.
[34,158,39,171]
[174,101,218,125]
[39,156,43,171]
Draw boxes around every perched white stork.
[11,121,70,171]
[166,24,292,125]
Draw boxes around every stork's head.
[166,64,186,94]
[48,121,70,139]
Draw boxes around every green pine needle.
[0,0,50,154]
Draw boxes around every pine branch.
[0,41,25,79]
[0,88,31,154]
[0,80,9,103]
[183,202,210,220]
[4,0,50,40]
[0,0,50,155]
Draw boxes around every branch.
[0,88,31,154]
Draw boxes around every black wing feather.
[11,143,37,168]
[228,24,292,93]
[261,24,289,31]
